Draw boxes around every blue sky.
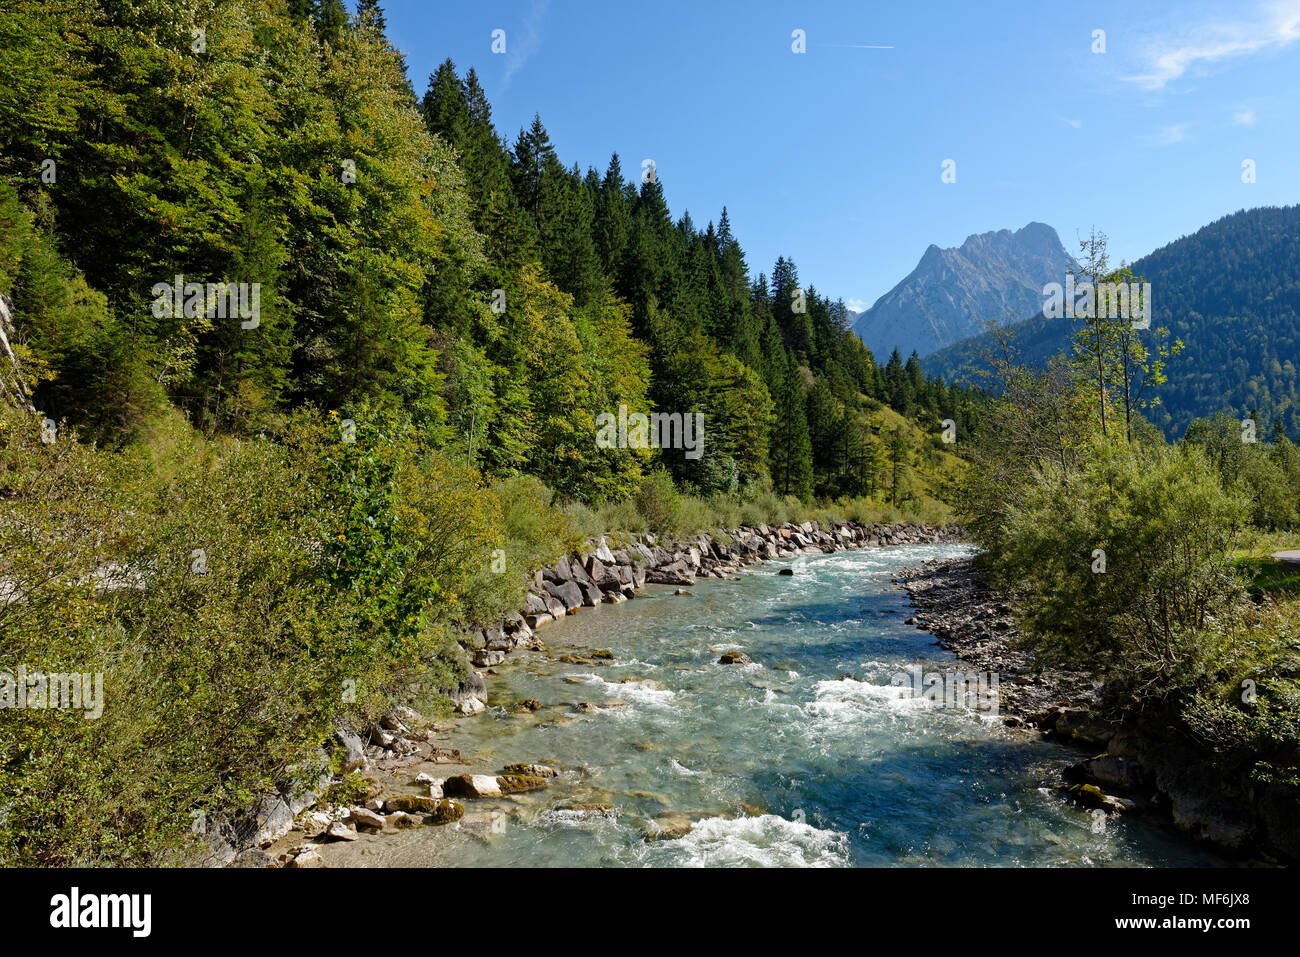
[375,0,1300,311]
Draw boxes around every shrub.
[0,404,505,865]
[993,438,1248,695]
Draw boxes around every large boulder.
[248,797,294,847]
[646,560,694,585]
[482,626,512,651]
[586,556,621,589]
[542,592,566,619]
[332,727,367,774]
[1065,754,1148,794]
[451,670,488,714]
[577,580,603,607]
[545,580,584,612]
[443,774,504,798]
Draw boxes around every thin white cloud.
[1148,123,1190,145]
[501,0,549,91]
[1125,0,1300,90]
[1060,117,1083,128]
[1234,108,1258,125]
[846,297,869,312]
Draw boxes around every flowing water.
[354,544,1227,867]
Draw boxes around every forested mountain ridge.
[852,222,1075,359]
[0,0,978,507]
[924,205,1300,439]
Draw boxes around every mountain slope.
[924,205,1300,438]
[852,222,1075,359]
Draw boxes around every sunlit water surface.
[357,545,1226,867]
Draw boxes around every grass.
[1232,529,1300,597]
[1237,556,1300,597]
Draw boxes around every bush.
[633,467,681,534]
[0,404,507,865]
[991,438,1248,694]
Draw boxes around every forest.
[0,0,972,864]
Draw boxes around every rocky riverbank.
[210,519,963,867]
[896,558,1099,720]
[898,556,1299,864]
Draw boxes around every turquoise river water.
[350,544,1228,867]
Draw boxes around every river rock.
[502,763,558,778]
[546,580,584,612]
[644,811,694,842]
[241,796,294,848]
[385,795,442,814]
[473,648,506,667]
[229,848,278,868]
[498,774,550,794]
[577,580,604,607]
[646,560,694,585]
[325,821,358,841]
[451,670,488,714]
[332,727,368,774]
[718,652,752,665]
[427,799,464,825]
[1065,754,1149,794]
[1052,709,1114,745]
[1068,783,1131,814]
[586,556,621,589]
[443,774,503,798]
[349,806,386,831]
[287,847,325,868]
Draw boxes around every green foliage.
[0,1,979,868]
[929,206,1300,440]
[0,403,513,865]
[990,438,1247,692]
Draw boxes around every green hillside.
[925,205,1300,439]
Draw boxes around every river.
[339,543,1227,867]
